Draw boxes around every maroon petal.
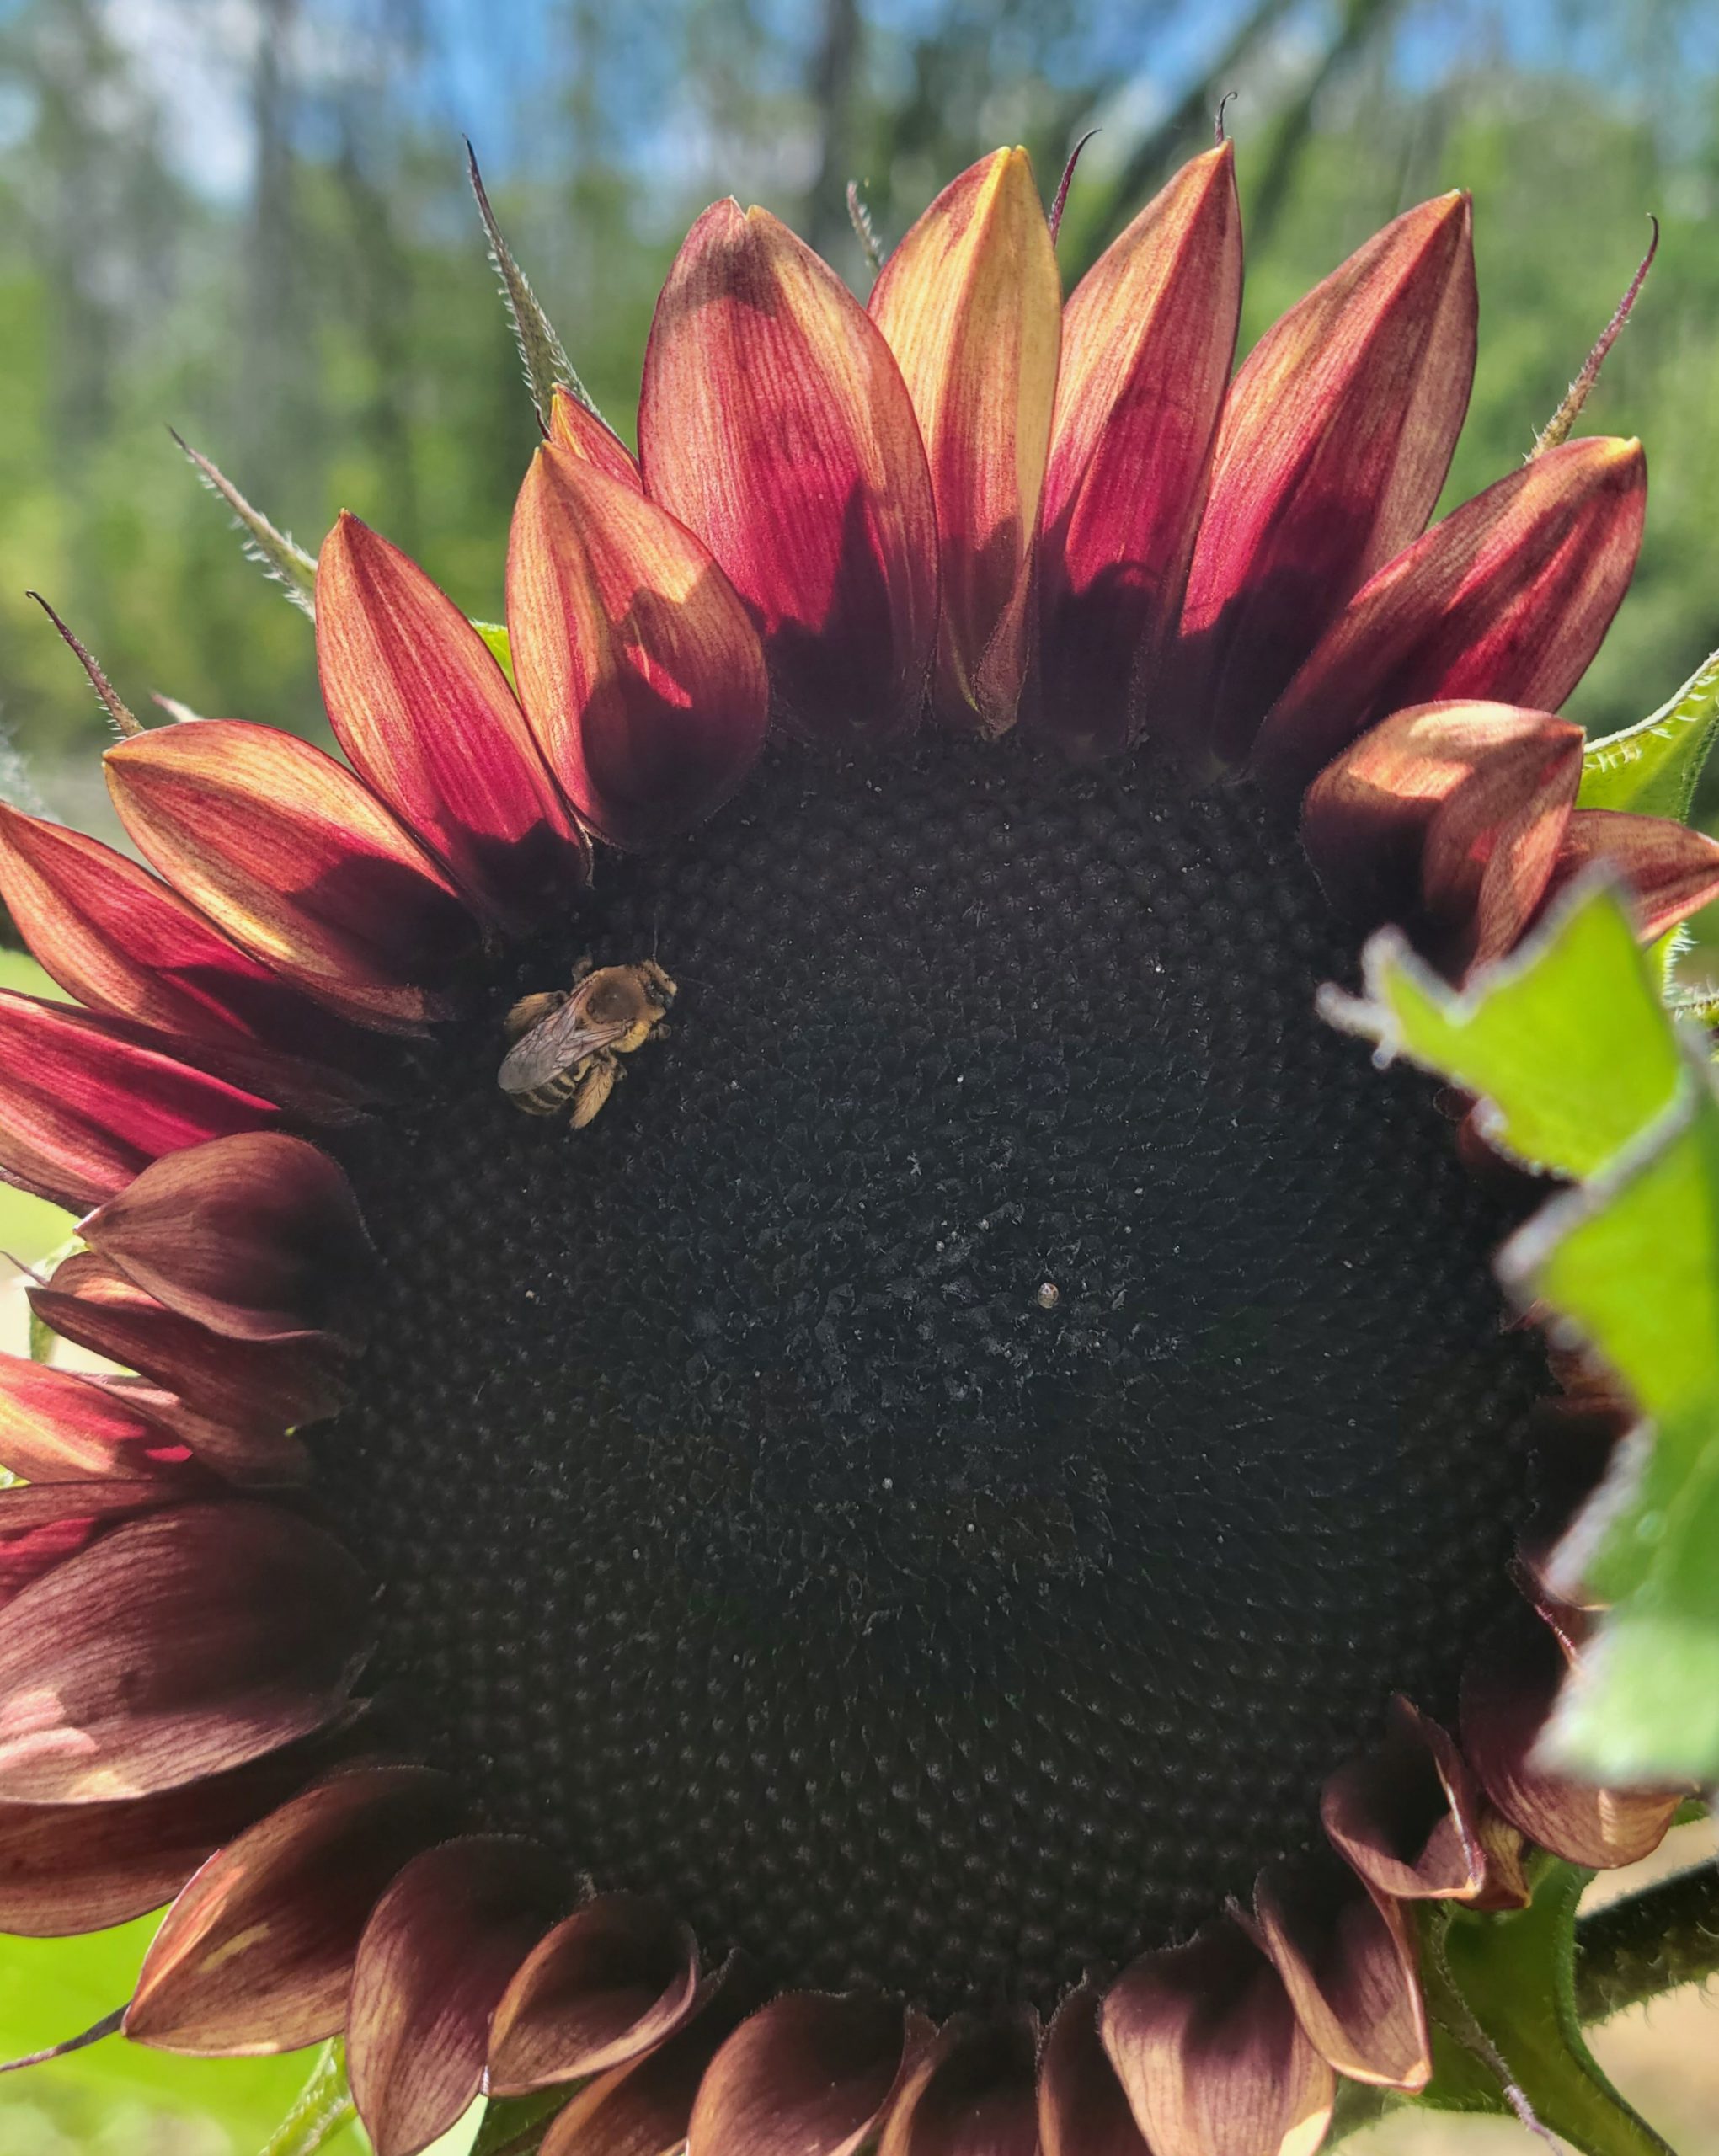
[29,1253,349,1430]
[1035,143,1241,757]
[106,720,480,1031]
[96,1376,312,1487]
[0,1481,195,1606]
[1460,1598,1679,1870]
[1101,1919,1335,2156]
[1252,438,1647,797]
[1038,1985,1149,2156]
[488,1893,700,2096]
[877,2014,1040,2156]
[350,1835,562,2156]
[126,1764,465,2053]
[318,512,590,935]
[0,990,275,1213]
[687,1991,910,2156]
[1321,1698,1486,1903]
[639,200,939,745]
[538,1961,763,2156]
[0,1502,371,1802]
[0,1727,360,1937]
[551,386,644,490]
[0,1357,195,1481]
[0,803,398,1118]
[1544,808,1719,942]
[1174,194,1476,769]
[80,1134,371,1346]
[1300,699,1583,973]
[1254,1857,1430,2090]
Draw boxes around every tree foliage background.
[2,0,1719,2149]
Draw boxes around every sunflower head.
[0,141,1712,2156]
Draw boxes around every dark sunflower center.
[313,733,1538,2018]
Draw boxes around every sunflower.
[1,141,1715,2156]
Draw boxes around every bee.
[498,958,676,1128]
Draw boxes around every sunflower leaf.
[470,2087,575,2156]
[1327,874,1719,1780]
[259,2041,355,2156]
[1579,643,1719,823]
[473,621,516,688]
[1412,1862,1674,2156]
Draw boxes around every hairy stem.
[1575,1860,1719,2025]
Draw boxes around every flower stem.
[1574,1859,1719,2025]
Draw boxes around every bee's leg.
[569,1054,618,1129]
[569,953,595,984]
[504,990,566,1043]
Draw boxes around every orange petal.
[349,1835,561,2156]
[80,1133,371,1345]
[1254,437,1647,795]
[508,446,768,846]
[317,513,589,933]
[1035,143,1241,757]
[1545,808,1719,942]
[0,989,277,1214]
[551,386,644,491]
[688,1992,910,2156]
[1176,193,1477,769]
[0,1502,371,1802]
[1039,1985,1150,2156]
[488,1893,700,2096]
[640,200,937,744]
[0,803,396,1118]
[126,1764,465,2052]
[1300,699,1583,974]
[870,148,1061,734]
[29,1252,350,1431]
[105,720,478,1031]
[1254,1860,1430,2090]
[1101,1921,1335,2156]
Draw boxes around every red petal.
[1101,1920,1335,2156]
[1545,808,1719,941]
[551,387,644,491]
[29,1254,350,1430]
[877,2014,1040,2156]
[1175,194,1476,769]
[1039,1985,1150,2156]
[639,200,938,744]
[1254,1859,1430,2090]
[508,446,769,845]
[81,1133,371,1346]
[1300,699,1583,972]
[106,720,479,1031]
[488,1893,700,2096]
[1460,1600,1679,1870]
[0,1357,196,1481]
[317,514,589,934]
[0,1728,354,1938]
[538,1963,763,2156]
[1036,144,1241,757]
[1320,1698,1487,1903]
[0,1481,195,1606]
[350,1835,562,2156]
[125,1764,465,2052]
[869,149,1061,734]
[1253,438,1647,796]
[688,1991,910,2156]
[0,990,276,1213]
[0,803,396,1119]
[0,1502,371,1801]
[95,1376,312,1487]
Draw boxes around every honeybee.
[498,958,676,1128]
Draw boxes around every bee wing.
[498,1001,636,1093]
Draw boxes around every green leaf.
[1580,643,1719,822]
[1319,873,1687,1177]
[260,2043,355,2156]
[1327,874,1719,1781]
[26,1234,84,1364]
[473,621,515,687]
[1415,1860,1674,2156]
[471,2087,577,2156]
